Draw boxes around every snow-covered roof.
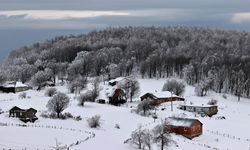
[109,77,125,83]
[179,104,217,108]
[167,117,201,127]
[2,81,29,88]
[141,91,179,99]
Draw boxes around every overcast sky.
[1,0,250,62]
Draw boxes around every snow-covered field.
[0,78,250,150]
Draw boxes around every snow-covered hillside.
[0,78,250,150]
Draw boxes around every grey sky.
[1,0,250,62]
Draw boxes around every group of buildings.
[1,78,218,139]
[107,77,218,139]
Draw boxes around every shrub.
[207,99,218,105]
[19,92,27,99]
[87,115,101,128]
[78,92,92,106]
[115,124,120,129]
[74,116,82,121]
[222,94,227,99]
[45,88,57,97]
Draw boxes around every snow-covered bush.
[78,91,92,106]
[222,94,227,99]
[207,99,218,105]
[87,115,101,128]
[46,92,70,118]
[162,79,185,96]
[74,115,82,121]
[45,88,57,97]
[19,92,27,99]
[115,124,120,129]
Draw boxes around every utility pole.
[171,91,173,112]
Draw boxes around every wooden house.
[109,89,126,106]
[9,106,38,123]
[140,91,184,106]
[166,117,203,139]
[178,104,218,117]
[0,81,31,93]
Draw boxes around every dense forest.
[0,26,250,98]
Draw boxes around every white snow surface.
[0,78,250,150]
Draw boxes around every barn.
[166,117,203,139]
[9,106,38,123]
[178,104,218,117]
[109,89,126,106]
[140,91,184,106]
[0,81,31,93]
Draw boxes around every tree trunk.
[57,112,60,118]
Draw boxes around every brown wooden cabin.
[109,89,126,106]
[0,81,31,93]
[179,104,218,117]
[166,117,203,139]
[9,106,38,123]
[140,92,184,106]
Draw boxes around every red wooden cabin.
[140,91,184,106]
[166,117,203,139]
[109,89,126,106]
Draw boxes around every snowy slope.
[0,78,250,150]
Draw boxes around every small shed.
[179,104,218,117]
[0,81,31,93]
[109,89,126,106]
[166,117,203,139]
[9,106,38,123]
[140,91,184,106]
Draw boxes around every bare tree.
[131,125,144,149]
[162,79,185,96]
[46,92,70,118]
[153,121,172,150]
[142,129,153,150]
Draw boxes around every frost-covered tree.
[136,98,154,115]
[31,69,53,90]
[0,71,6,85]
[45,88,57,97]
[153,122,172,150]
[67,51,92,78]
[162,79,185,96]
[118,78,140,102]
[46,92,70,118]
[68,75,87,95]
[89,77,100,102]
